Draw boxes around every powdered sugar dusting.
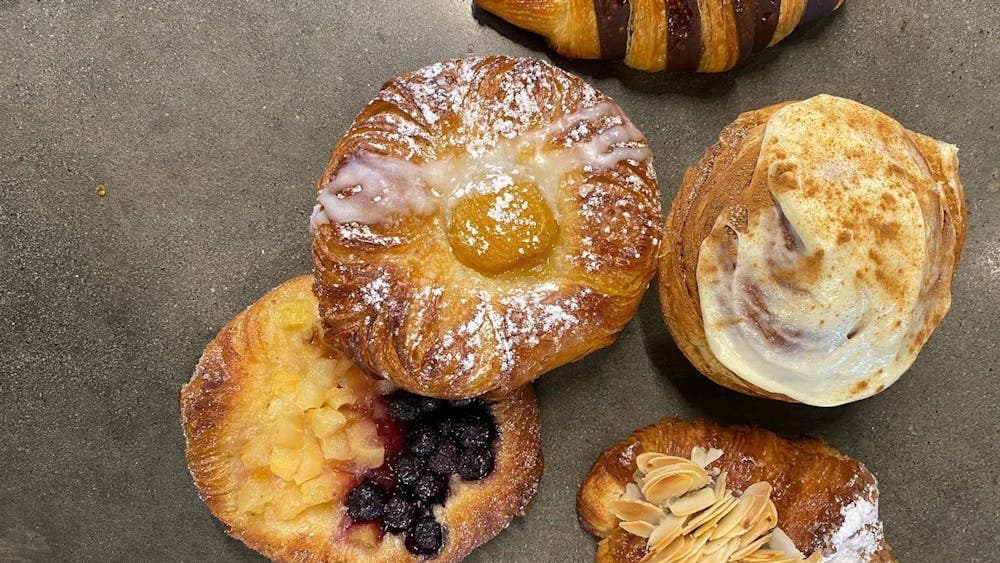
[821,485,883,562]
[334,223,404,248]
[494,285,588,373]
[359,274,391,311]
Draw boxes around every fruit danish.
[311,56,662,399]
[578,419,893,562]
[180,276,542,562]
[659,95,966,406]
[474,0,845,72]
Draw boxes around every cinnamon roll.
[311,56,662,399]
[659,95,966,406]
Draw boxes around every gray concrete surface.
[1,0,997,561]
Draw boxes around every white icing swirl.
[697,95,957,406]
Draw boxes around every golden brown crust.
[625,0,667,71]
[658,97,967,404]
[695,0,740,72]
[180,276,543,562]
[312,56,661,399]
[577,419,895,562]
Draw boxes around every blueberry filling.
[393,454,425,487]
[411,471,447,504]
[382,494,417,533]
[406,516,444,555]
[407,423,439,458]
[427,442,459,475]
[346,481,386,522]
[345,390,501,557]
[457,446,494,481]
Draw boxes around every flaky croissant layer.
[660,95,966,406]
[475,0,845,72]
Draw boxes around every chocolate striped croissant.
[659,95,967,406]
[475,0,845,72]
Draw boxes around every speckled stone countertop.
[1,1,997,561]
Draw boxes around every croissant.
[180,276,543,562]
[475,0,845,72]
[577,419,894,562]
[658,95,966,406]
[311,56,662,399]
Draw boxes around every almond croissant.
[578,419,894,562]
[475,0,845,72]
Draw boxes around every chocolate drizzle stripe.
[800,0,840,25]
[594,0,632,60]
[753,0,781,52]
[731,0,758,61]
[664,0,702,71]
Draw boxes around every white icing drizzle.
[549,103,652,171]
[311,153,434,228]
[309,101,650,231]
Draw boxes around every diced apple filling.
[229,303,387,521]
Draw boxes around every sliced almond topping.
[735,486,774,540]
[710,493,754,540]
[740,500,778,548]
[637,453,692,473]
[692,498,740,540]
[741,548,803,562]
[731,532,773,560]
[642,460,707,485]
[768,527,805,558]
[719,537,742,560]
[611,497,666,524]
[685,492,736,534]
[701,537,729,556]
[642,473,697,505]
[639,546,672,563]
[612,447,819,562]
[648,513,687,552]
[690,446,724,468]
[620,520,656,538]
[635,452,664,471]
[713,481,773,540]
[698,548,730,563]
[683,532,711,560]
[714,470,728,497]
[657,535,694,560]
[669,486,717,516]
[623,482,643,500]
